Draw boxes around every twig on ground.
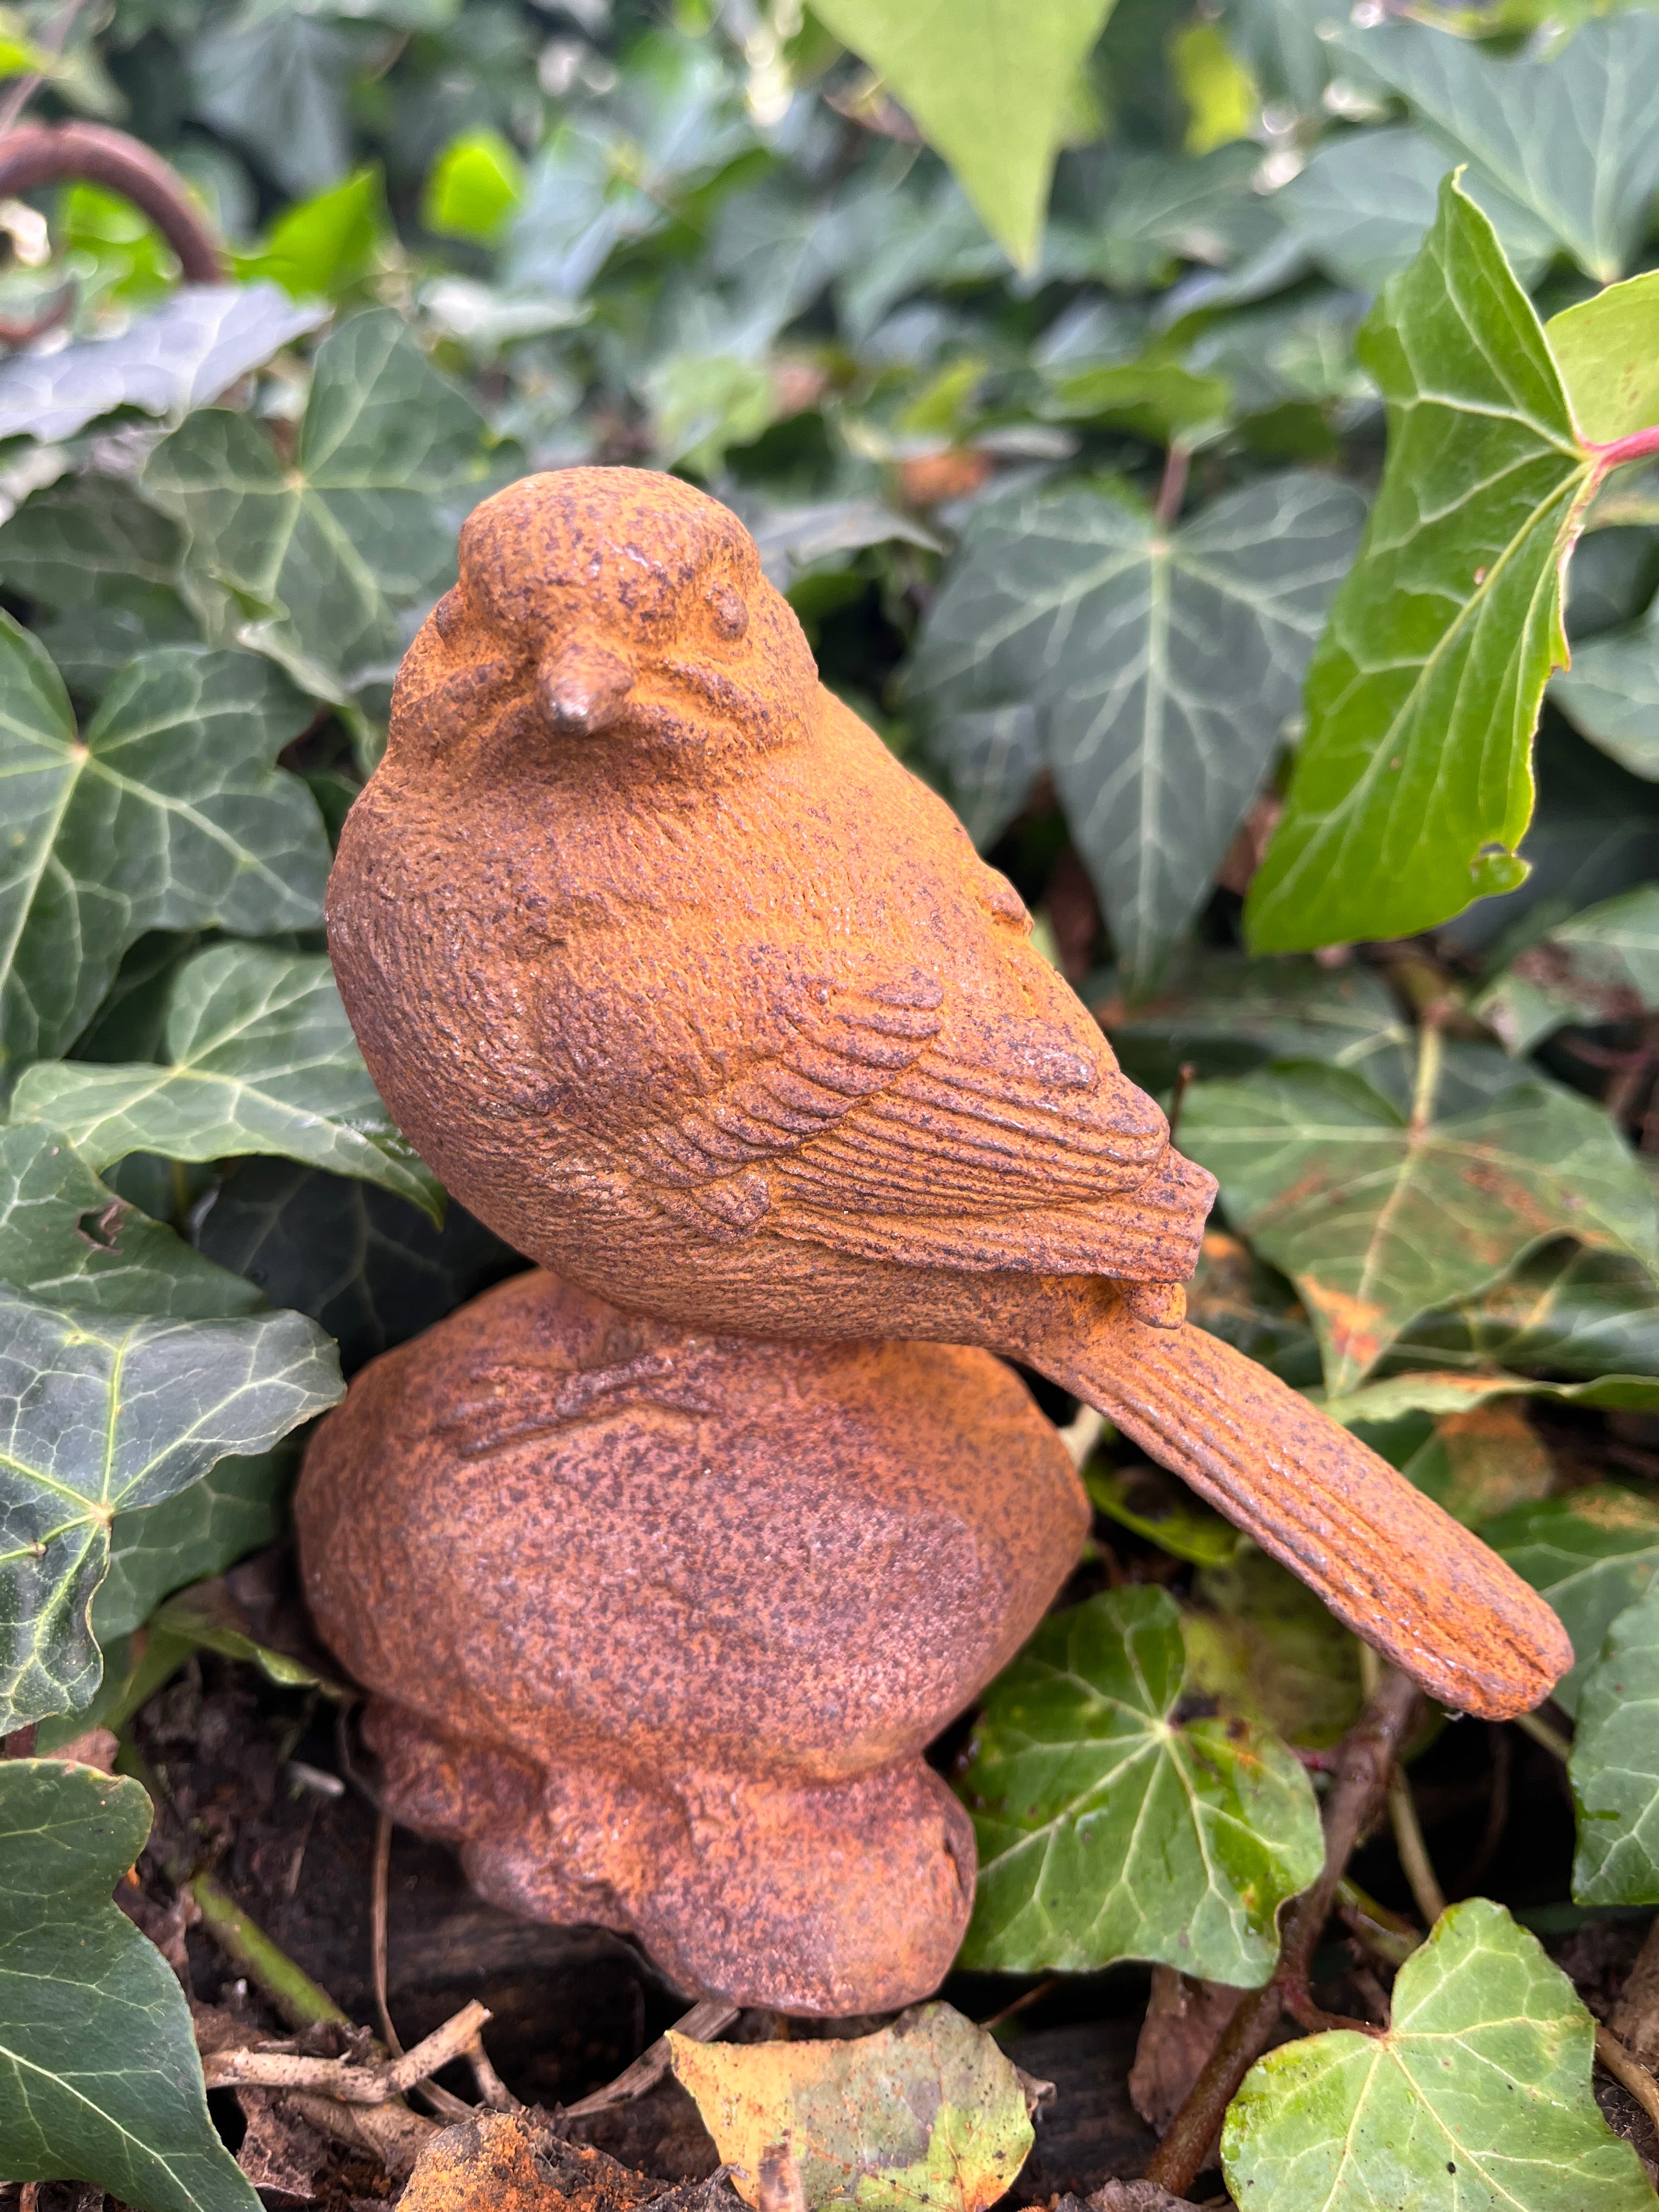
[204,2000,490,2102]
[561,1997,741,2119]
[1515,1707,1574,1763]
[981,1976,1061,2033]
[1596,2024,1659,2135]
[189,1870,351,2030]
[1334,1877,1420,1970]
[1142,1666,1420,2197]
[469,2035,521,2112]
[1386,1763,1447,1928]
[1058,1404,1106,1469]
[371,1806,400,2054]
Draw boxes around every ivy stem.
[1408,1000,1448,1139]
[1141,1666,1421,2197]
[1514,1707,1573,1763]
[1588,423,1659,476]
[1154,443,1190,528]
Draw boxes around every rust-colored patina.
[296,1268,1088,2012]
[326,464,1571,1723]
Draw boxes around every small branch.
[1597,2024,1659,2135]
[204,2001,491,2102]
[1407,999,1449,1139]
[0,121,224,283]
[1058,1404,1107,1469]
[1515,1708,1574,1763]
[1142,1667,1420,2197]
[1154,444,1190,529]
[1387,1764,1447,1928]
[561,1997,740,2119]
[371,1806,400,2056]
[1335,1876,1420,1970]
[189,1871,351,2031]
[469,2036,520,2113]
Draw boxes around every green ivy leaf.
[1482,1485,1659,1717]
[0,1759,261,2212]
[1327,1369,1659,1426]
[0,616,330,1087]
[235,166,387,301]
[1246,177,1594,952]
[909,472,1364,990]
[1394,1244,1659,1385]
[1278,127,1557,292]
[142,309,511,701]
[1477,885,1659,1053]
[0,1121,260,1320]
[195,1157,519,1377]
[809,0,1116,268]
[0,475,197,698]
[0,1286,340,1732]
[1547,272,1659,445]
[1084,1462,1242,1567]
[1221,1897,1655,2210]
[1182,1061,1658,1393]
[1182,1547,1363,1750]
[189,6,354,202]
[0,285,326,445]
[1569,1584,1659,1906]
[1553,608,1659,781]
[423,128,524,246]
[12,944,443,1222]
[95,1443,296,1643]
[956,1585,1323,1984]
[1333,14,1659,285]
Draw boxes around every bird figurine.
[328,466,1570,1723]
[296,1266,1091,2012]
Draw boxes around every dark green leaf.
[1183,1059,1658,1392]
[910,472,1364,989]
[0,1759,260,2212]
[94,1444,296,1641]
[13,944,443,1221]
[189,7,355,201]
[1182,1547,1363,1750]
[1553,612,1659,780]
[1278,127,1556,292]
[1221,1898,1655,2210]
[1569,1584,1659,1906]
[0,616,330,1087]
[0,1121,259,1319]
[956,1585,1322,1983]
[1334,14,1659,283]
[194,1158,521,1376]
[1083,1462,1241,1566]
[143,309,510,701]
[0,1285,340,1731]
[1248,178,1593,951]
[0,286,326,444]
[1393,1244,1659,1384]
[1482,1485,1659,1717]
[1477,885,1659,1052]
[0,475,196,698]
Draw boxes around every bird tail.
[1015,1282,1571,1721]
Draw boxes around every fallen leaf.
[668,2004,1032,2212]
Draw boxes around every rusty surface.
[296,1269,1088,2013]
[326,463,1570,1733]
[399,2112,663,2212]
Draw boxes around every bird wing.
[620,962,1172,1247]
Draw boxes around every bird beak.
[538,641,635,736]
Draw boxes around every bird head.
[391,467,821,768]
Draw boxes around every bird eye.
[708,584,749,641]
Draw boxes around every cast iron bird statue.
[328,467,1570,1721]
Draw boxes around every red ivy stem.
[1588,422,1659,476]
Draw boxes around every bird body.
[329,466,1572,1723]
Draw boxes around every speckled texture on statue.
[326,466,1567,1727]
[296,1267,1088,2012]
